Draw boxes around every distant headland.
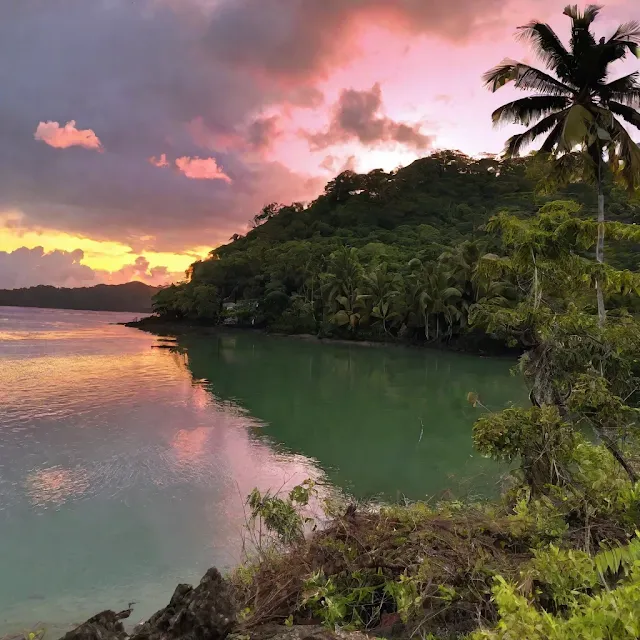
[0,281,160,313]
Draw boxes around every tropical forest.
[121,5,640,640]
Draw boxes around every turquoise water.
[0,307,525,634]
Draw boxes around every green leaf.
[332,310,350,326]
[560,105,593,151]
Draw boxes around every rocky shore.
[63,569,234,640]
[60,568,365,640]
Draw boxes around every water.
[0,307,525,634]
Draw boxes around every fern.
[595,532,640,581]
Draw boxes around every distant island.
[0,281,161,313]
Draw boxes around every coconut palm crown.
[484,4,640,189]
[484,4,640,324]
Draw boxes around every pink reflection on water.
[171,427,209,462]
[25,466,90,507]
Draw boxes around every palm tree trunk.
[531,248,540,310]
[596,163,606,326]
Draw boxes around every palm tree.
[362,264,402,334]
[402,269,427,336]
[417,266,463,340]
[322,247,362,308]
[322,246,366,330]
[484,4,640,325]
[438,240,509,306]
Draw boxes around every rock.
[132,568,235,640]
[61,610,131,640]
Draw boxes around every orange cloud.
[149,153,169,167]
[34,120,103,151]
[175,156,232,182]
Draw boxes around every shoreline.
[123,315,521,358]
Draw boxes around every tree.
[251,202,282,228]
[484,4,640,324]
[424,269,464,340]
[323,170,365,203]
[412,263,463,340]
[362,264,402,334]
[322,246,367,330]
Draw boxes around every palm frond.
[559,104,596,152]
[595,536,640,580]
[516,21,573,81]
[608,20,640,45]
[540,121,565,153]
[504,110,569,157]
[607,115,640,190]
[608,101,640,130]
[601,72,640,107]
[483,59,575,96]
[583,4,603,24]
[563,4,603,25]
[603,71,640,92]
[483,60,520,92]
[566,4,600,57]
[535,152,597,194]
[599,42,640,71]
[596,23,640,73]
[492,95,570,127]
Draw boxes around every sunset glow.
[1,0,638,288]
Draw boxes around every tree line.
[0,281,159,313]
[151,152,639,349]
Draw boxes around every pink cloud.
[149,153,169,167]
[307,83,433,151]
[34,120,103,151]
[0,246,95,289]
[175,156,232,182]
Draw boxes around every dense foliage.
[0,281,159,313]
[150,152,639,350]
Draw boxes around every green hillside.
[150,151,640,345]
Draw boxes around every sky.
[0,0,638,289]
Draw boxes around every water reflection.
[25,466,91,507]
[171,332,526,501]
[0,307,524,635]
[171,427,209,462]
